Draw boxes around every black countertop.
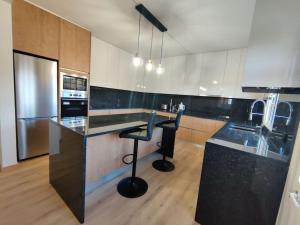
[208,122,293,162]
[50,113,174,137]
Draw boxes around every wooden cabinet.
[59,20,91,74]
[12,1,91,73]
[12,0,60,59]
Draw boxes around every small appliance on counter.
[161,104,168,111]
[60,72,89,118]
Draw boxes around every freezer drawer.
[17,118,50,160]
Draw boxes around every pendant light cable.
[149,25,154,59]
[136,13,141,54]
[160,32,164,64]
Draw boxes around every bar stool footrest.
[152,159,175,172]
[117,177,148,198]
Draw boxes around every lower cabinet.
[177,116,225,144]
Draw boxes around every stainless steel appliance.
[60,72,88,117]
[61,98,88,117]
[14,52,58,160]
[60,72,88,99]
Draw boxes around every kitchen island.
[49,113,175,223]
[195,123,293,225]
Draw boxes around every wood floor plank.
[0,140,203,225]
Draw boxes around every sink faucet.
[169,98,173,112]
[249,99,266,125]
[275,101,293,125]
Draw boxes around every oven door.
[61,98,88,117]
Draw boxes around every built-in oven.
[60,72,89,117]
[61,98,88,117]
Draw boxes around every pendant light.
[145,25,154,71]
[132,13,142,67]
[156,32,165,75]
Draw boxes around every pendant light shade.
[146,26,154,72]
[156,32,165,75]
[133,13,142,67]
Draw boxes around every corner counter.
[49,113,175,223]
[195,123,293,225]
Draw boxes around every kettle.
[178,102,185,111]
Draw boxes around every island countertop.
[50,112,174,137]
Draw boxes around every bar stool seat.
[152,110,183,172]
[117,112,156,198]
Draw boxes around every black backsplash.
[90,86,300,135]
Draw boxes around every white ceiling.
[27,0,256,58]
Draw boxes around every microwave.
[60,72,88,99]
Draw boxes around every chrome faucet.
[275,101,293,125]
[169,98,173,112]
[249,99,266,125]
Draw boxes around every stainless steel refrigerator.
[14,52,58,160]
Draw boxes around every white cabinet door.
[90,37,108,87]
[118,50,136,91]
[133,65,146,92]
[235,49,264,99]
[222,49,242,98]
[199,51,227,96]
[169,56,186,95]
[183,54,202,96]
[106,44,120,89]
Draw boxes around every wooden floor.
[0,140,204,225]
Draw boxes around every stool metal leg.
[152,129,175,172]
[117,139,148,198]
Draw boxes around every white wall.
[0,0,18,168]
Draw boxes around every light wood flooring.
[0,140,204,225]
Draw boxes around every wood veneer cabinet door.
[12,0,60,59]
[59,19,91,74]
[59,20,77,70]
[75,26,91,73]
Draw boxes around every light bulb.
[145,59,153,71]
[156,63,164,75]
[132,54,142,67]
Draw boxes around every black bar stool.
[117,112,156,198]
[152,109,183,172]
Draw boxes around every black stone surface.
[209,122,293,161]
[51,113,174,137]
[195,142,289,225]
[49,121,86,224]
[90,86,300,135]
[90,86,254,122]
[242,86,300,94]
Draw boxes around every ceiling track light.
[145,25,154,72]
[133,13,142,67]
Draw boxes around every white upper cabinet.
[244,0,300,88]
[90,37,108,87]
[183,54,202,96]
[118,50,136,91]
[199,51,227,96]
[106,44,120,88]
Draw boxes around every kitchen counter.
[207,122,293,162]
[49,112,176,223]
[50,112,174,137]
[195,122,291,225]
